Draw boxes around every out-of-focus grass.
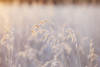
[0,4,100,67]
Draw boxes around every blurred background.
[0,0,100,5]
[0,0,100,67]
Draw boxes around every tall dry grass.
[0,20,98,67]
[31,20,98,67]
[0,17,99,67]
[0,20,14,67]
